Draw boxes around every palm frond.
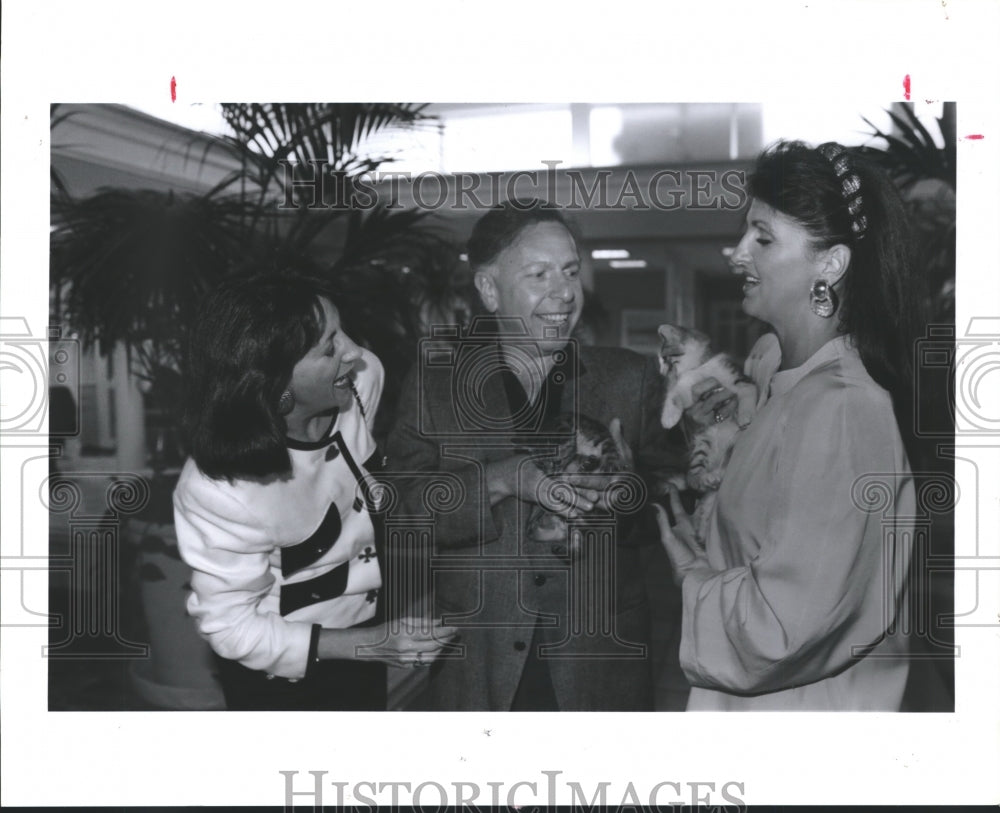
[329,205,474,345]
[218,103,431,194]
[51,102,467,450]
[859,102,956,323]
[51,188,258,372]
[860,103,955,190]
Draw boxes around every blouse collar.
[768,334,856,399]
[285,411,340,452]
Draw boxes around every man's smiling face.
[475,221,583,354]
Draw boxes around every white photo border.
[2,0,998,807]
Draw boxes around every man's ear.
[818,243,851,288]
[474,269,498,313]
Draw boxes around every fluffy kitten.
[657,324,757,538]
[526,413,631,550]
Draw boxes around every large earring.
[277,389,295,415]
[809,279,838,318]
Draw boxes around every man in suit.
[385,200,684,710]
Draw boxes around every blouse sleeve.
[174,475,314,679]
[679,376,912,694]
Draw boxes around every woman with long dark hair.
[174,273,454,710]
[658,141,920,710]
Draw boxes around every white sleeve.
[679,378,913,694]
[173,474,314,679]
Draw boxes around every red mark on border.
[170,76,177,102]
[903,74,911,101]
[963,134,985,140]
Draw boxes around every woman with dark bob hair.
[174,273,454,710]
[657,141,920,710]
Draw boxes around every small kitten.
[526,413,630,549]
[657,324,757,538]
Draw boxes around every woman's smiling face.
[729,199,827,330]
[287,297,362,414]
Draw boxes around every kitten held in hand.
[526,413,631,551]
[657,324,758,537]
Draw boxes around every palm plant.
[327,204,475,440]
[860,102,956,323]
[51,188,256,372]
[216,103,430,185]
[861,103,955,190]
[51,103,476,455]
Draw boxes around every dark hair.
[748,140,922,394]
[184,273,336,481]
[467,199,577,270]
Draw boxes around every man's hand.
[486,455,600,518]
[544,417,636,513]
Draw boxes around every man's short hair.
[467,199,577,271]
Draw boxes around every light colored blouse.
[681,334,914,710]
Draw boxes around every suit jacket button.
[514,641,527,651]
[551,544,568,557]
[534,574,547,586]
